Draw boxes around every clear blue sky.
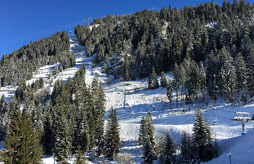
[0,0,253,56]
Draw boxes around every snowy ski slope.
[0,33,254,163]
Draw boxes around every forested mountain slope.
[0,32,75,87]
[75,0,254,103]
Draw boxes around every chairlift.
[232,112,251,121]
[212,117,219,125]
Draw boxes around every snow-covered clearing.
[0,33,254,163]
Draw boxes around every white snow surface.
[1,33,254,163]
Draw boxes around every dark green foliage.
[167,79,173,107]
[193,107,207,162]
[54,106,72,162]
[206,51,217,99]
[146,111,155,148]
[160,133,176,164]
[218,49,236,101]
[140,112,157,164]
[0,95,6,140]
[104,107,121,160]
[73,109,90,154]
[15,80,26,101]
[0,32,73,86]
[42,106,55,155]
[75,146,85,164]
[160,72,167,88]
[148,68,159,89]
[142,135,157,164]
[180,132,193,164]
[2,110,42,163]
[235,53,248,102]
[138,116,147,145]
[192,107,217,163]
[92,76,106,145]
[173,63,181,107]
[39,77,44,88]
[73,1,254,102]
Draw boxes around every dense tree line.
[139,108,218,164]
[0,32,75,87]
[75,0,254,102]
[0,65,122,163]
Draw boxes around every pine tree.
[160,133,175,164]
[160,72,168,88]
[42,108,55,155]
[204,119,214,162]
[2,110,23,164]
[186,61,200,101]
[124,54,131,81]
[142,135,157,164]
[0,95,6,140]
[179,63,186,103]
[39,77,44,88]
[73,109,90,154]
[180,132,193,164]
[148,68,159,89]
[138,116,147,145]
[199,62,206,100]
[206,51,217,99]
[173,63,181,107]
[94,83,106,144]
[0,95,5,113]
[192,106,210,162]
[2,110,42,163]
[235,53,248,103]
[54,107,72,162]
[247,48,254,96]
[167,79,173,108]
[18,112,42,163]
[75,146,85,164]
[218,55,236,101]
[146,111,155,148]
[104,107,121,160]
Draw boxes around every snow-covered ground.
[1,33,254,163]
[103,78,254,163]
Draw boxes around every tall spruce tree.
[104,107,121,160]
[206,51,217,99]
[146,111,155,148]
[160,72,168,88]
[160,133,175,164]
[204,119,214,162]
[42,107,55,155]
[94,82,106,144]
[192,107,207,162]
[192,106,216,162]
[2,110,42,164]
[148,68,159,89]
[75,146,85,164]
[218,54,236,101]
[173,63,181,107]
[142,135,157,164]
[180,132,193,164]
[138,116,147,145]
[247,48,254,96]
[73,109,90,154]
[167,79,173,108]
[18,112,42,163]
[235,53,248,103]
[2,110,23,164]
[199,62,207,100]
[54,106,72,162]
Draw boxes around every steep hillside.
[0,32,75,87]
